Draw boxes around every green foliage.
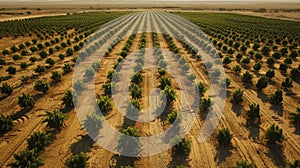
[83,113,103,136]
[256,76,268,91]
[253,62,262,71]
[233,65,242,74]
[29,56,37,63]
[51,71,62,83]
[289,108,300,127]
[131,72,144,85]
[223,56,232,65]
[0,114,13,135]
[200,97,212,113]
[103,82,112,96]
[290,68,300,81]
[269,89,283,105]
[130,84,142,99]
[18,93,35,109]
[59,54,66,60]
[34,65,46,75]
[233,160,255,168]
[282,77,293,89]
[127,99,141,115]
[216,128,233,146]
[27,131,51,151]
[1,82,13,95]
[116,126,140,155]
[62,90,75,108]
[173,137,192,155]
[231,89,244,103]
[66,48,74,56]
[8,149,44,168]
[265,124,284,145]
[162,86,177,104]
[43,109,67,130]
[34,79,50,94]
[39,50,48,58]
[97,96,112,114]
[266,69,275,79]
[0,58,6,65]
[20,62,28,69]
[246,103,260,122]
[65,152,88,168]
[62,63,72,73]
[84,67,95,80]
[158,76,172,90]
[279,63,288,72]
[167,110,178,124]
[45,58,55,67]
[6,66,17,75]
[241,71,253,84]
[289,160,300,168]
[221,78,231,87]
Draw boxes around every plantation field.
[0,11,300,168]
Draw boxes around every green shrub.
[62,63,72,73]
[51,71,62,83]
[27,131,51,151]
[83,114,103,136]
[173,137,192,155]
[269,89,283,105]
[256,76,268,91]
[34,79,50,94]
[43,109,67,130]
[62,90,75,108]
[29,56,37,63]
[265,124,284,145]
[231,89,244,103]
[65,152,88,168]
[216,128,233,146]
[246,103,260,122]
[34,65,46,75]
[0,114,13,134]
[20,62,28,69]
[18,93,35,109]
[1,82,13,95]
[6,66,16,75]
[97,96,112,114]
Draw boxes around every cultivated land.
[0,9,299,168]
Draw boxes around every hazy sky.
[0,0,299,3]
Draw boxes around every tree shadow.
[168,150,189,168]
[109,155,137,168]
[231,103,243,116]
[257,90,269,103]
[270,104,284,116]
[0,95,9,101]
[70,134,95,155]
[246,121,260,140]
[268,80,276,86]
[267,144,286,167]
[214,145,234,165]
[10,108,31,120]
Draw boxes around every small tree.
[216,128,233,146]
[0,114,13,134]
[265,124,284,145]
[130,84,142,99]
[289,108,300,128]
[66,48,74,56]
[162,86,177,105]
[62,90,75,108]
[256,76,268,91]
[158,76,172,90]
[97,96,112,114]
[127,99,141,115]
[131,72,144,85]
[233,65,242,74]
[39,50,48,58]
[222,56,232,65]
[196,82,208,97]
[65,152,88,168]
[103,82,112,96]
[43,109,67,130]
[34,65,46,75]
[51,71,62,83]
[20,62,28,69]
[281,77,293,89]
[290,68,300,81]
[62,63,72,74]
[279,63,288,72]
[29,56,37,63]
[220,78,231,87]
[246,103,260,123]
[27,131,51,151]
[253,62,262,71]
[158,69,167,76]
[266,58,275,68]
[269,89,283,105]
[167,110,178,124]
[18,93,35,109]
[84,67,95,80]
[233,160,254,168]
[8,150,44,168]
[231,89,244,103]
[1,82,13,95]
[34,79,50,94]
[6,66,16,75]
[200,97,212,113]
[83,113,103,136]
[173,137,192,155]
[241,71,253,84]
[116,126,140,155]
[241,57,250,65]
[45,58,55,67]
[266,69,275,79]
